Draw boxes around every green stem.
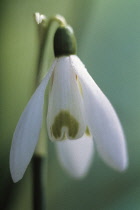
[32,13,67,210]
[36,14,67,85]
[32,156,47,210]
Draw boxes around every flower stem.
[32,13,67,210]
[32,155,47,210]
[34,13,67,85]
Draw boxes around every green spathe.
[54,25,77,57]
[51,110,79,139]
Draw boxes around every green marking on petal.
[85,126,91,136]
[76,75,83,95]
[51,110,79,140]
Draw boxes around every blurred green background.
[0,0,140,209]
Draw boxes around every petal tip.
[55,135,94,179]
[66,168,89,179]
[10,165,23,183]
[106,151,129,172]
[10,147,25,183]
[116,156,129,172]
[11,174,22,183]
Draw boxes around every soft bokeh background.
[0,0,140,209]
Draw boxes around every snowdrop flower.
[10,25,128,183]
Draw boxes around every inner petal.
[47,56,86,141]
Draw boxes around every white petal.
[71,55,128,171]
[55,134,94,178]
[10,62,55,182]
[47,56,86,141]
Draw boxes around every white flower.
[10,55,128,183]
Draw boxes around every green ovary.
[51,110,79,140]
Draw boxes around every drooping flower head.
[10,23,128,183]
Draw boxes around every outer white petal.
[10,62,55,182]
[71,55,128,171]
[55,134,94,178]
[47,56,86,141]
